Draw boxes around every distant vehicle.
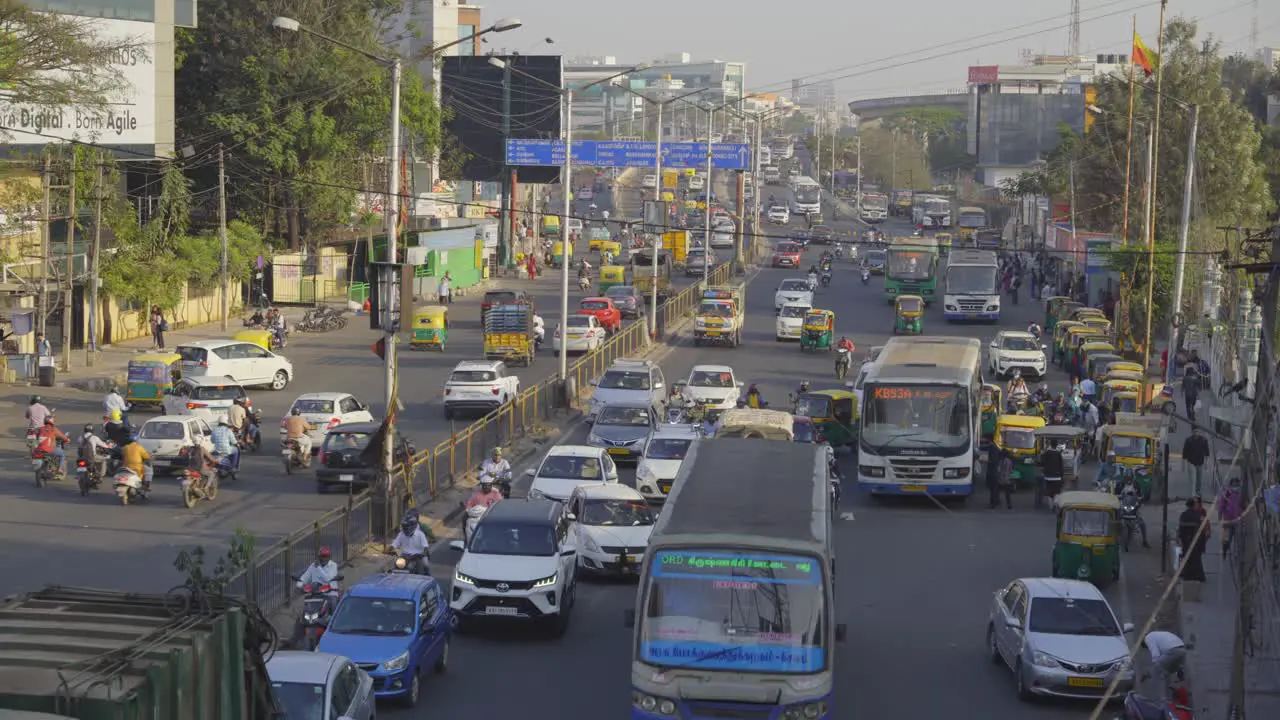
[267,651,375,720]
[987,331,1047,380]
[641,174,657,189]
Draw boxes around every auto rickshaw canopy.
[598,265,626,284]
[1106,361,1144,376]
[1105,370,1144,385]
[1056,301,1085,321]
[233,328,273,351]
[803,309,835,331]
[1045,296,1072,318]
[895,294,924,315]
[995,414,1046,450]
[1056,491,1121,540]
[1071,307,1106,321]
[1099,426,1155,461]
[414,305,448,328]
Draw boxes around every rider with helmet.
[1031,382,1052,405]
[211,417,240,471]
[391,514,431,575]
[25,395,50,430]
[836,336,856,353]
[1006,370,1029,401]
[479,447,513,497]
[1026,321,1042,340]
[745,384,764,409]
[78,423,111,480]
[34,415,69,475]
[465,475,504,511]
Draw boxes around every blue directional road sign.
[504,139,751,170]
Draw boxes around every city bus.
[792,177,822,215]
[943,249,1000,322]
[628,438,842,719]
[956,206,988,241]
[884,235,939,302]
[857,336,982,498]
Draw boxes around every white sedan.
[525,445,619,503]
[767,206,790,224]
[553,314,607,355]
[283,392,376,449]
[566,483,656,576]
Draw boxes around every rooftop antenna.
[1068,0,1081,57]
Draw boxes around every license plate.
[1067,677,1104,687]
[307,424,319,430]
[703,331,721,336]
[281,448,292,455]
[485,606,518,616]
[901,485,927,492]
[340,474,355,481]
[31,460,43,469]
[607,448,629,455]
[626,555,641,563]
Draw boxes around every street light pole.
[1166,103,1199,384]
[559,89,573,386]
[652,101,663,336]
[703,103,713,286]
[382,55,402,477]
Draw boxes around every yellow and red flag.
[1132,33,1156,77]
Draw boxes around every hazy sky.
[479,0,1279,101]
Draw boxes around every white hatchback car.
[136,415,215,471]
[682,365,742,411]
[634,425,698,502]
[283,392,375,449]
[162,375,248,423]
[553,315,607,355]
[176,339,293,390]
[565,483,656,576]
[525,445,619,503]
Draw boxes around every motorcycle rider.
[836,336,856,354]
[103,409,131,447]
[1118,475,1151,548]
[465,475,504,512]
[1095,449,1120,491]
[806,267,819,290]
[292,546,341,646]
[229,397,259,448]
[34,416,70,475]
[78,424,110,481]
[119,436,154,492]
[532,313,546,348]
[1031,382,1052,406]
[390,515,430,575]
[282,407,312,466]
[103,385,129,428]
[744,384,764,409]
[1037,440,1065,509]
[479,447,513,496]
[1026,321,1042,340]
[185,436,217,489]
[211,417,240,472]
[1006,370,1029,404]
[25,395,51,430]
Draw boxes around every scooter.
[820,271,832,288]
[113,467,149,505]
[281,437,309,474]
[861,268,870,285]
[462,502,491,545]
[835,348,851,380]
[182,468,219,509]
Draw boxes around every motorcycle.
[32,451,63,488]
[491,469,513,499]
[1120,492,1142,552]
[75,443,111,496]
[113,467,149,505]
[835,348,851,380]
[297,307,348,333]
[806,275,818,292]
[293,574,343,650]
[281,437,309,474]
[820,271,832,288]
[239,413,263,452]
[578,275,591,292]
[181,468,219,509]
[860,269,870,285]
[270,324,289,350]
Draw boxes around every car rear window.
[177,346,208,364]
[323,432,374,450]
[780,280,809,291]
[191,385,245,401]
[292,399,335,414]
[581,301,609,311]
[141,421,186,440]
[777,243,801,253]
[450,370,497,383]
[567,316,592,328]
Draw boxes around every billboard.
[967,66,999,84]
[0,18,161,152]
[440,55,563,184]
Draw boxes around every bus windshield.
[861,384,971,454]
[795,185,821,204]
[958,211,987,229]
[887,250,933,280]
[639,549,827,674]
[946,265,998,295]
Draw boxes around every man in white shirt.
[1079,377,1098,404]
[103,386,129,427]
[391,516,431,574]
[479,447,512,496]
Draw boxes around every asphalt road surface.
[379,216,1172,719]
[0,177,710,598]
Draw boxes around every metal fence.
[226,261,733,616]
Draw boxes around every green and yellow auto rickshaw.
[792,388,858,454]
[1079,341,1117,380]
[995,414,1046,487]
[1055,301,1085,327]
[598,265,626,293]
[1111,391,1141,414]
[1053,321,1084,366]
[125,352,182,409]
[800,309,835,352]
[1082,316,1112,335]
[1044,296,1072,334]
[980,383,1002,440]
[1101,379,1141,410]
[1066,328,1107,376]
[1084,352,1123,385]
[1051,491,1121,585]
[935,233,953,256]
[409,305,448,351]
[1098,424,1157,499]
[551,239,573,268]
[893,294,924,335]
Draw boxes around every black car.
[809,226,836,245]
[789,230,812,247]
[604,285,644,318]
[315,422,416,493]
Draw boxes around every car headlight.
[1115,656,1133,672]
[1031,650,1062,668]
[527,487,546,500]
[581,533,601,552]
[532,573,558,589]
[636,464,655,481]
[383,650,411,672]
[587,433,603,445]
[453,570,476,586]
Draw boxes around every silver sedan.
[587,403,657,462]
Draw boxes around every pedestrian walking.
[1177,498,1209,582]
[985,442,1013,510]
[149,306,167,349]
[1181,428,1210,496]
[526,255,537,281]
[437,272,452,305]
[1182,366,1201,425]
[1215,478,1244,556]
[34,332,52,357]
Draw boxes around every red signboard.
[968,66,999,84]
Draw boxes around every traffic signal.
[371,337,386,360]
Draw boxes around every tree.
[851,124,930,189]
[1219,54,1280,214]
[0,0,146,108]
[175,0,443,248]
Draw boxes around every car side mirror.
[1122,622,1135,633]
[1041,345,1048,351]
[525,468,535,477]
[623,608,636,628]
[1005,617,1022,630]
[737,382,745,388]
[448,540,465,552]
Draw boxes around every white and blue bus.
[792,177,822,215]
[857,336,982,498]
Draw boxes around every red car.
[578,297,622,332]
[772,242,803,268]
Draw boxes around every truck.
[0,586,280,719]
[626,438,843,718]
[943,248,1000,322]
[483,303,536,366]
[858,192,889,223]
[891,189,914,218]
[694,284,745,347]
[631,250,672,302]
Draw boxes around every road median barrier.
[227,261,733,616]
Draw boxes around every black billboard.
[440,55,563,184]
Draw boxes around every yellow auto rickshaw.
[1101,379,1141,409]
[1044,296,1072,333]
[551,239,573,268]
[792,388,859,452]
[125,352,182,409]
[587,226,612,252]
[598,265,626,292]
[1085,352,1124,385]
[1079,341,1117,380]
[1104,370,1144,386]
[598,239,622,258]
[1055,301,1085,326]
[893,294,924,335]
[995,414,1046,487]
[541,215,560,238]
[1052,491,1122,584]
[1098,423,1159,499]
[1105,361,1144,377]
[980,383,1002,439]
[1053,320,1084,366]
[1111,391,1141,414]
[1083,317,1112,334]
[1066,328,1106,375]
[234,328,274,352]
[410,305,448,351]
[935,233,953,256]
[800,309,835,351]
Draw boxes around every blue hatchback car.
[316,573,453,708]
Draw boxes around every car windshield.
[777,244,801,253]
[867,251,886,263]
[469,521,557,556]
[140,422,185,440]
[581,497,655,526]
[324,432,373,450]
[999,427,1036,449]
[1001,336,1039,352]
[269,682,325,719]
[327,597,416,635]
[581,301,610,311]
[698,301,733,317]
[450,370,497,383]
[538,454,604,480]
[177,347,208,363]
[190,385,244,401]
[1028,597,1120,636]
[1061,508,1113,537]
[646,437,691,460]
[598,370,650,390]
[779,305,810,319]
[1110,435,1151,458]
[293,399,335,414]
[599,406,651,426]
[689,370,734,388]
[566,316,592,328]
[606,289,636,302]
[770,206,787,213]
[780,280,809,292]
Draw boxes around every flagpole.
[1140,0,1169,410]
[1117,14,1139,345]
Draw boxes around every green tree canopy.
[175,0,443,248]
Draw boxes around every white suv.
[443,361,520,419]
[449,500,579,635]
[988,331,1048,379]
[587,359,666,422]
[767,206,790,224]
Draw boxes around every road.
[375,208,1171,719]
[0,171,716,598]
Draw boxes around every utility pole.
[86,157,104,367]
[498,62,512,268]
[218,145,229,331]
[60,152,77,373]
[38,155,51,341]
[1165,105,1198,384]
